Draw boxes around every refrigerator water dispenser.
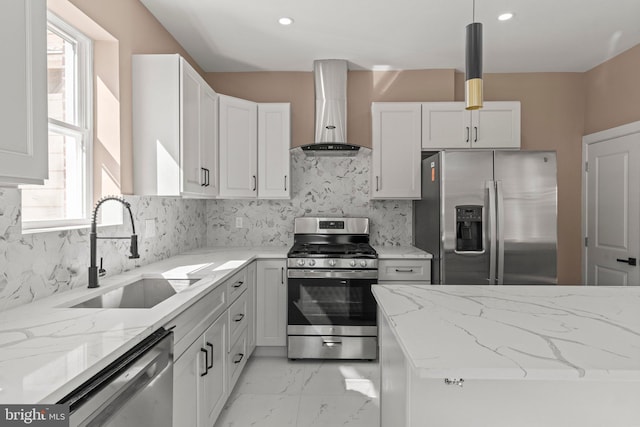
[455,205,483,252]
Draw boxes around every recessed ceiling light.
[498,12,514,21]
[278,17,294,26]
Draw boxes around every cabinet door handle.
[284,175,287,191]
[281,267,284,284]
[395,268,414,273]
[233,280,244,288]
[617,257,637,266]
[205,168,210,187]
[376,176,379,192]
[252,175,257,191]
[466,127,470,143]
[200,348,209,376]
[206,342,214,369]
[233,353,244,364]
[201,168,207,186]
[234,313,245,322]
[474,126,478,142]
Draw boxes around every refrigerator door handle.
[487,181,497,284]
[496,180,505,285]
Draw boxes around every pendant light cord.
[472,0,476,23]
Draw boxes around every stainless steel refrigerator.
[414,150,557,285]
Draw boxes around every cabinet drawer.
[227,268,248,304]
[228,328,248,391]
[165,283,227,358]
[228,290,248,348]
[378,259,430,282]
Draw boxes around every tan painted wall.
[66,0,203,195]
[584,44,640,135]
[205,69,455,148]
[454,72,586,284]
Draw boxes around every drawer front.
[287,335,378,360]
[227,268,248,304]
[228,328,248,391]
[165,283,227,358]
[228,290,248,347]
[378,259,430,282]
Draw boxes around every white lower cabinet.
[169,262,262,427]
[256,260,287,347]
[173,314,227,427]
[378,259,431,284]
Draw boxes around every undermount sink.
[70,278,200,309]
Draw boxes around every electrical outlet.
[235,217,243,228]
[145,219,156,238]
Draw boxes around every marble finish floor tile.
[215,356,380,427]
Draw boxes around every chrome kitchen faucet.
[88,196,140,288]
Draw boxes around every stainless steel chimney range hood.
[300,59,361,156]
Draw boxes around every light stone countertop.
[0,245,423,405]
[373,284,640,381]
[373,245,432,259]
[0,247,287,405]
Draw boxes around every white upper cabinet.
[371,102,422,199]
[219,96,290,199]
[0,0,47,185]
[133,54,218,198]
[258,103,290,199]
[422,101,520,150]
[218,95,258,198]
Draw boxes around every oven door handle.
[287,269,378,279]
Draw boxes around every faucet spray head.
[129,234,140,259]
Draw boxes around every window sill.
[22,221,123,235]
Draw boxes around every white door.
[180,61,203,195]
[0,0,47,185]
[258,103,290,199]
[472,101,521,149]
[200,315,227,427]
[371,103,422,199]
[256,260,287,346]
[219,95,257,198]
[200,86,218,197]
[421,102,469,149]
[586,133,640,285]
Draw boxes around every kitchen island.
[373,284,640,427]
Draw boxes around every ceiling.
[140,0,640,73]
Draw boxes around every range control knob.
[360,260,367,267]
[349,260,357,267]
[328,259,337,267]
[297,259,305,267]
[308,259,316,267]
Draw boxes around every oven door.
[287,269,377,336]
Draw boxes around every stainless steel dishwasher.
[59,328,173,427]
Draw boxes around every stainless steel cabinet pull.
[281,267,284,284]
[233,280,244,288]
[234,313,245,322]
[233,353,244,364]
[200,348,209,376]
[466,127,470,143]
[376,176,379,192]
[284,175,287,191]
[206,342,214,369]
[444,378,464,387]
[252,175,257,191]
[205,168,210,187]
[322,340,342,347]
[201,168,206,186]
[474,126,478,142]
[395,268,414,273]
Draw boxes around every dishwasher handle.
[60,328,173,426]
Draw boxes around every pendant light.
[465,0,483,110]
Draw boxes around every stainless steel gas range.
[287,217,378,360]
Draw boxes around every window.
[22,13,92,229]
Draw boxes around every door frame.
[582,120,640,284]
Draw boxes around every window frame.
[22,12,93,231]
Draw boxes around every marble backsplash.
[206,149,413,247]
[0,189,206,310]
